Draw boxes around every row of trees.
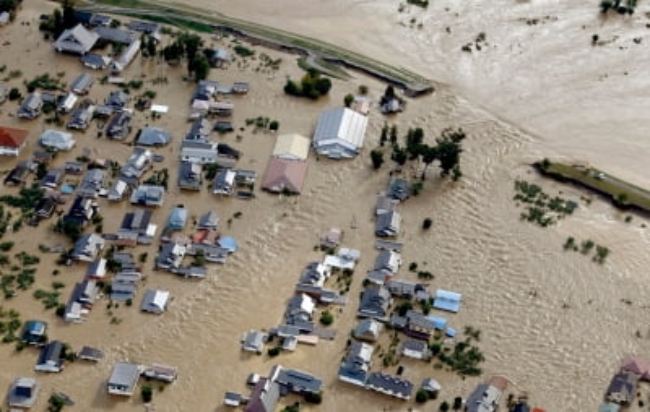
[371,125,466,181]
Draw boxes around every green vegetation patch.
[513,180,578,227]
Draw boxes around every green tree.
[389,125,398,145]
[440,401,450,412]
[315,77,332,95]
[422,218,432,230]
[284,79,301,96]
[62,0,76,30]
[380,123,388,146]
[344,93,354,107]
[370,149,384,170]
[391,145,408,166]
[436,127,466,178]
[269,120,280,131]
[452,396,463,410]
[192,55,210,82]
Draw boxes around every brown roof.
[621,355,650,379]
[0,126,29,148]
[261,158,308,194]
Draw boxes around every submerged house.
[107,362,140,396]
[120,147,153,181]
[0,126,29,156]
[20,320,48,346]
[180,140,219,165]
[39,129,75,151]
[261,158,308,194]
[312,107,368,159]
[53,24,99,54]
[64,280,98,323]
[375,210,401,238]
[272,133,310,161]
[67,103,95,130]
[141,289,170,314]
[465,376,508,412]
[241,330,269,354]
[136,127,172,147]
[366,372,414,400]
[110,39,141,73]
[338,342,373,387]
[106,110,132,139]
[7,377,40,409]
[130,184,165,207]
[357,285,391,320]
[17,92,43,119]
[77,168,106,198]
[353,318,383,342]
[167,207,188,230]
[178,161,203,191]
[70,73,94,95]
[34,340,66,373]
[212,168,236,196]
[71,233,105,262]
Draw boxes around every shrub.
[422,218,433,230]
[453,396,463,410]
[415,389,430,403]
[268,346,280,357]
[320,310,334,326]
[141,384,153,403]
[370,149,384,170]
[304,392,322,404]
[344,93,354,107]
[409,262,418,272]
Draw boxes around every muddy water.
[0,0,649,411]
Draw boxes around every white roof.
[151,104,168,113]
[273,134,310,161]
[313,107,368,155]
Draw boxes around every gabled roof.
[0,126,29,148]
[53,24,99,54]
[313,107,368,158]
[261,158,308,194]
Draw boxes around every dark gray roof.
[106,111,132,139]
[70,73,94,94]
[275,368,323,394]
[375,210,400,236]
[81,53,111,69]
[136,127,171,147]
[78,346,104,361]
[36,340,64,367]
[121,209,153,233]
[186,117,212,141]
[198,210,219,229]
[606,372,638,402]
[95,26,135,44]
[106,90,130,109]
[358,285,391,319]
[128,20,159,34]
[179,161,202,190]
[387,178,411,201]
[366,372,414,399]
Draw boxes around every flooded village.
[1,0,650,411]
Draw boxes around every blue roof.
[426,316,448,330]
[167,207,187,229]
[61,184,75,194]
[26,320,46,335]
[433,289,462,313]
[445,328,457,337]
[218,236,238,253]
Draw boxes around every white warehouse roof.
[312,107,368,159]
